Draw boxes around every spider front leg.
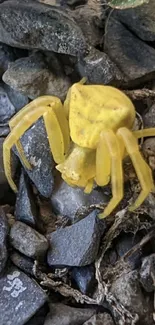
[3,97,70,192]
[96,129,124,219]
[117,127,155,211]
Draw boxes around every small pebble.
[10,251,34,276]
[71,264,96,294]
[47,210,104,267]
[10,221,49,259]
[0,266,47,325]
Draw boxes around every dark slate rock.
[0,42,16,77]
[0,124,10,137]
[111,270,154,324]
[0,83,15,123]
[0,0,87,56]
[47,210,104,267]
[104,18,155,86]
[3,52,71,101]
[139,254,155,292]
[77,47,122,85]
[25,304,49,325]
[10,221,49,259]
[83,313,114,325]
[51,178,108,221]
[14,118,55,198]
[10,251,34,276]
[0,207,9,273]
[0,266,47,325]
[15,169,38,228]
[44,303,95,325]
[115,0,155,42]
[0,137,18,201]
[3,83,29,113]
[115,232,142,269]
[71,264,96,294]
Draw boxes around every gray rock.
[71,264,96,294]
[0,42,16,77]
[51,178,108,221]
[10,251,34,276]
[14,118,55,198]
[0,0,87,56]
[0,137,18,200]
[104,18,155,86]
[44,303,95,325]
[0,207,9,273]
[111,270,154,324]
[77,47,122,85]
[47,210,104,267]
[10,221,49,259]
[115,0,155,42]
[25,305,48,325]
[0,266,47,325]
[3,83,29,113]
[3,52,71,101]
[72,6,102,47]
[83,313,114,325]
[15,170,38,228]
[139,254,155,292]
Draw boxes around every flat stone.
[111,270,154,324]
[10,251,34,276]
[0,42,16,77]
[0,0,87,56]
[3,52,71,101]
[83,313,114,325]
[47,210,104,267]
[115,0,155,42]
[77,47,122,85]
[139,254,155,292]
[0,207,9,273]
[0,266,47,325]
[44,303,95,325]
[14,118,55,198]
[104,18,155,86]
[51,178,108,221]
[10,221,49,259]
[71,264,96,294]
[15,170,38,228]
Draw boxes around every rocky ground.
[0,0,155,324]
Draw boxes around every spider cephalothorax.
[3,80,155,218]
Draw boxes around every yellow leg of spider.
[97,130,124,219]
[133,128,155,139]
[117,127,155,211]
[3,99,70,192]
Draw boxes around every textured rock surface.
[104,18,155,86]
[51,178,108,221]
[3,52,71,100]
[139,254,155,292]
[77,47,122,85]
[10,251,34,276]
[10,221,49,259]
[115,0,155,42]
[0,266,47,325]
[44,303,95,325]
[15,170,38,228]
[47,210,104,266]
[0,42,16,77]
[0,207,8,273]
[83,313,114,325]
[14,118,55,198]
[0,0,87,56]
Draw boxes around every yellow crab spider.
[3,80,155,218]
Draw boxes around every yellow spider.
[3,80,155,218]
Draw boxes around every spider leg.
[117,127,155,211]
[133,128,155,139]
[4,99,70,192]
[9,96,60,170]
[97,130,124,219]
